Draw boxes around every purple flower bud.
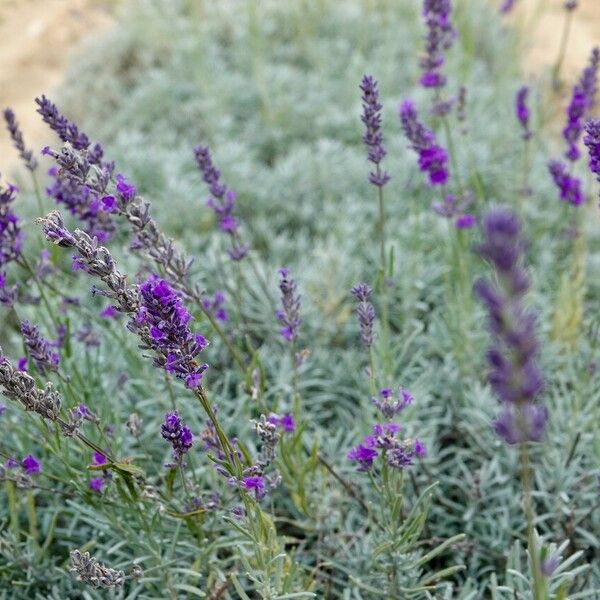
[420,0,456,89]
[161,411,194,462]
[89,477,105,493]
[548,160,584,206]
[515,86,532,140]
[22,454,41,475]
[20,321,60,375]
[277,268,301,343]
[351,283,376,348]
[584,119,600,203]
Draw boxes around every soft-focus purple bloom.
[475,209,546,445]
[500,0,518,13]
[89,477,105,493]
[20,321,60,374]
[93,451,107,465]
[202,291,229,322]
[360,74,390,187]
[563,47,599,161]
[3,108,37,171]
[541,553,561,577]
[115,174,137,201]
[400,100,449,186]
[6,457,18,469]
[277,268,301,342]
[100,305,119,318]
[76,325,100,349]
[17,357,27,372]
[134,275,209,388]
[515,87,532,140]
[420,0,456,89]
[548,160,584,206]
[0,180,23,269]
[161,411,194,462]
[373,387,413,419]
[22,454,41,475]
[347,444,379,471]
[351,283,376,348]
[583,120,600,200]
[455,214,476,229]
[0,403,6,416]
[267,413,296,433]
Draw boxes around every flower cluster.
[474,208,547,445]
[360,75,390,187]
[583,119,600,201]
[3,108,37,171]
[69,550,125,590]
[515,86,532,140]
[201,290,229,322]
[431,193,476,228]
[348,423,425,472]
[0,180,23,271]
[161,412,194,463]
[20,321,60,375]
[277,268,301,342]
[89,451,110,493]
[562,47,599,161]
[373,387,413,419]
[194,145,248,261]
[420,0,456,89]
[135,275,209,388]
[399,99,449,185]
[548,160,583,206]
[36,95,91,151]
[351,283,376,348]
[267,413,296,433]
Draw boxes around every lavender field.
[0,0,599,597]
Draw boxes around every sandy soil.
[0,0,113,177]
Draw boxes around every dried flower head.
[20,321,60,375]
[351,283,376,348]
[69,550,125,589]
[277,268,301,342]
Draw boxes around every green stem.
[6,480,20,540]
[30,172,44,216]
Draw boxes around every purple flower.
[0,403,6,416]
[541,553,560,577]
[89,477,105,493]
[360,75,390,187]
[500,0,518,13]
[583,119,600,200]
[475,209,546,445]
[3,108,37,171]
[564,1,577,10]
[276,268,301,342]
[22,455,41,475]
[93,451,107,466]
[17,357,27,372]
[351,283,376,348]
[267,413,296,433]
[0,180,23,269]
[100,305,119,318]
[134,275,209,388]
[562,47,599,161]
[400,100,449,186]
[373,387,413,419]
[202,291,229,322]
[455,214,476,229]
[161,411,194,462]
[548,160,584,206]
[432,193,473,223]
[243,475,266,500]
[115,174,136,201]
[515,87,532,140]
[35,95,90,151]
[420,0,456,89]
[20,321,60,375]
[347,444,379,472]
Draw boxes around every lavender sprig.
[548,160,583,206]
[161,412,194,463]
[20,321,60,375]
[359,75,390,187]
[3,109,37,171]
[583,119,600,202]
[515,87,532,140]
[400,100,449,186]
[420,0,456,89]
[276,268,301,342]
[0,180,23,270]
[36,95,90,151]
[474,208,547,445]
[351,283,375,348]
[69,550,125,589]
[562,47,599,161]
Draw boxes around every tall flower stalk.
[552,2,579,87]
[474,208,547,598]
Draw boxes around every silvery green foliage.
[0,0,598,597]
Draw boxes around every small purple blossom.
[420,0,456,89]
[161,411,194,463]
[351,283,376,348]
[548,160,584,206]
[243,475,266,501]
[583,120,600,200]
[202,291,229,322]
[267,413,296,433]
[100,305,119,318]
[115,174,137,202]
[3,108,37,171]
[35,95,90,150]
[0,180,23,269]
[400,100,449,186]
[562,47,599,161]
[89,478,105,493]
[22,455,41,475]
[455,214,476,229]
[515,86,532,140]
[277,268,301,342]
[360,75,390,187]
[500,0,518,13]
[347,444,378,472]
[541,553,561,577]
[373,387,413,419]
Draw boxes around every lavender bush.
[0,0,599,597]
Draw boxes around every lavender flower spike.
[35,95,90,151]
[400,100,449,186]
[20,321,60,375]
[548,160,583,206]
[3,109,37,171]
[351,283,376,348]
[515,87,532,140]
[161,411,194,462]
[0,179,24,270]
[360,75,390,187]
[562,47,599,161]
[474,208,547,445]
[583,119,600,200]
[277,268,301,342]
[420,0,456,88]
